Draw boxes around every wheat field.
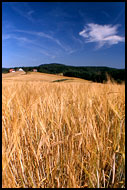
[2,72,125,188]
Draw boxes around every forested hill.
[2,63,125,83]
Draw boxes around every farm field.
[2,72,125,188]
[2,71,89,83]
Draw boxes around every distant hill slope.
[2,71,89,83]
[2,63,125,83]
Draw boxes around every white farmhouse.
[19,68,24,71]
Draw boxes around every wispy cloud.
[72,35,84,45]
[113,7,125,24]
[15,29,53,39]
[14,29,73,52]
[79,23,125,49]
[101,11,111,18]
[27,10,34,16]
[2,34,12,40]
[9,3,35,22]
[2,34,34,44]
[2,33,63,59]
[3,27,78,58]
[39,49,57,59]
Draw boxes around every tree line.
[2,63,125,84]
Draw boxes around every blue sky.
[2,2,125,68]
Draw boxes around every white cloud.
[79,23,125,48]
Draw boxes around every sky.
[2,2,125,68]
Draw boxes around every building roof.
[19,68,24,71]
[9,68,15,71]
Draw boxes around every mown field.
[2,72,125,188]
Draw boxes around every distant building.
[19,68,24,71]
[9,69,15,73]
[33,69,37,72]
[57,73,63,76]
